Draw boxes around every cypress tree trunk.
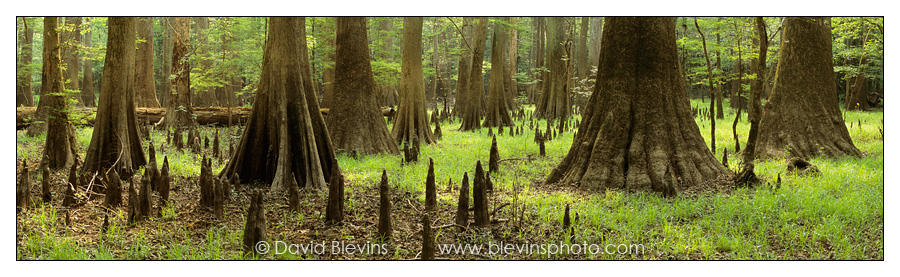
[165,17,197,132]
[755,17,862,159]
[219,17,337,193]
[63,17,83,106]
[391,17,436,145]
[327,17,399,156]
[535,17,570,121]
[320,17,336,109]
[135,17,160,107]
[40,17,79,170]
[459,17,488,132]
[544,17,730,196]
[82,17,95,109]
[16,17,34,107]
[482,18,514,128]
[82,17,147,177]
[452,18,472,117]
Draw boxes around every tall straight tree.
[507,17,518,109]
[320,17,336,109]
[714,17,725,119]
[577,17,590,81]
[452,18,472,117]
[40,17,79,170]
[165,17,197,131]
[135,17,160,107]
[83,17,147,176]
[63,17,83,106]
[159,17,173,105]
[459,17,488,132]
[588,17,603,73]
[482,18,514,128]
[392,17,435,145]
[534,17,570,121]
[544,17,730,196]
[82,17,95,108]
[328,17,400,156]
[219,17,337,192]
[192,17,217,107]
[16,17,34,107]
[755,17,861,159]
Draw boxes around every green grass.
[15,98,883,260]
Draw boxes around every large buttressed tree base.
[545,17,730,196]
[392,17,435,145]
[327,17,399,156]
[219,17,337,192]
[83,17,147,176]
[755,17,861,159]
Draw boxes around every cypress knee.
[41,163,51,203]
[139,173,152,219]
[103,170,123,208]
[242,190,267,256]
[199,156,214,207]
[159,156,170,204]
[489,135,500,174]
[288,173,301,213]
[455,172,470,231]
[377,170,392,239]
[325,163,344,224]
[16,160,31,211]
[421,213,435,260]
[473,161,490,229]
[425,158,437,212]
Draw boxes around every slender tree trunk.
[846,23,871,111]
[392,17,436,145]
[731,18,744,153]
[82,18,95,109]
[159,17,173,106]
[82,17,147,177]
[534,17,569,121]
[482,18,514,128]
[17,17,34,107]
[532,17,545,104]
[714,17,725,119]
[219,17,338,192]
[588,17,603,72]
[577,17,590,81]
[694,18,716,154]
[756,17,862,159]
[192,17,217,107]
[165,17,197,131]
[328,17,400,156]
[321,17,336,109]
[135,17,160,107]
[507,17,518,109]
[545,17,729,196]
[459,17,488,131]
[40,17,80,170]
[63,17,83,106]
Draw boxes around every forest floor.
[15,99,884,260]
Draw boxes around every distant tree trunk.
[392,17,436,145]
[135,17,160,107]
[192,17,217,107]
[82,18,95,108]
[16,17,34,107]
[588,17,603,72]
[82,17,147,177]
[452,18,472,117]
[731,18,745,153]
[459,17,488,132]
[63,17,83,106]
[219,17,337,193]
[714,17,725,119]
[507,17,518,109]
[482,18,514,128]
[328,17,400,156]
[40,17,79,170]
[165,17,197,131]
[577,17,590,81]
[755,17,862,159]
[531,17,546,104]
[159,17,173,106]
[535,17,569,121]
[694,18,716,154]
[544,17,729,196]
[321,17,336,109]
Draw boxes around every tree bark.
[535,17,570,121]
[459,17,488,132]
[391,17,436,145]
[452,18,472,117]
[159,17,173,106]
[82,17,147,177]
[507,17,519,109]
[321,17,336,109]
[192,17,218,107]
[16,17,34,107]
[577,17,590,81]
[63,17,83,106]
[165,17,197,132]
[588,17,603,74]
[328,17,400,156]
[40,17,80,170]
[135,17,160,107]
[219,17,337,193]
[482,18,514,128]
[544,17,730,196]
[755,17,862,159]
[82,18,95,109]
